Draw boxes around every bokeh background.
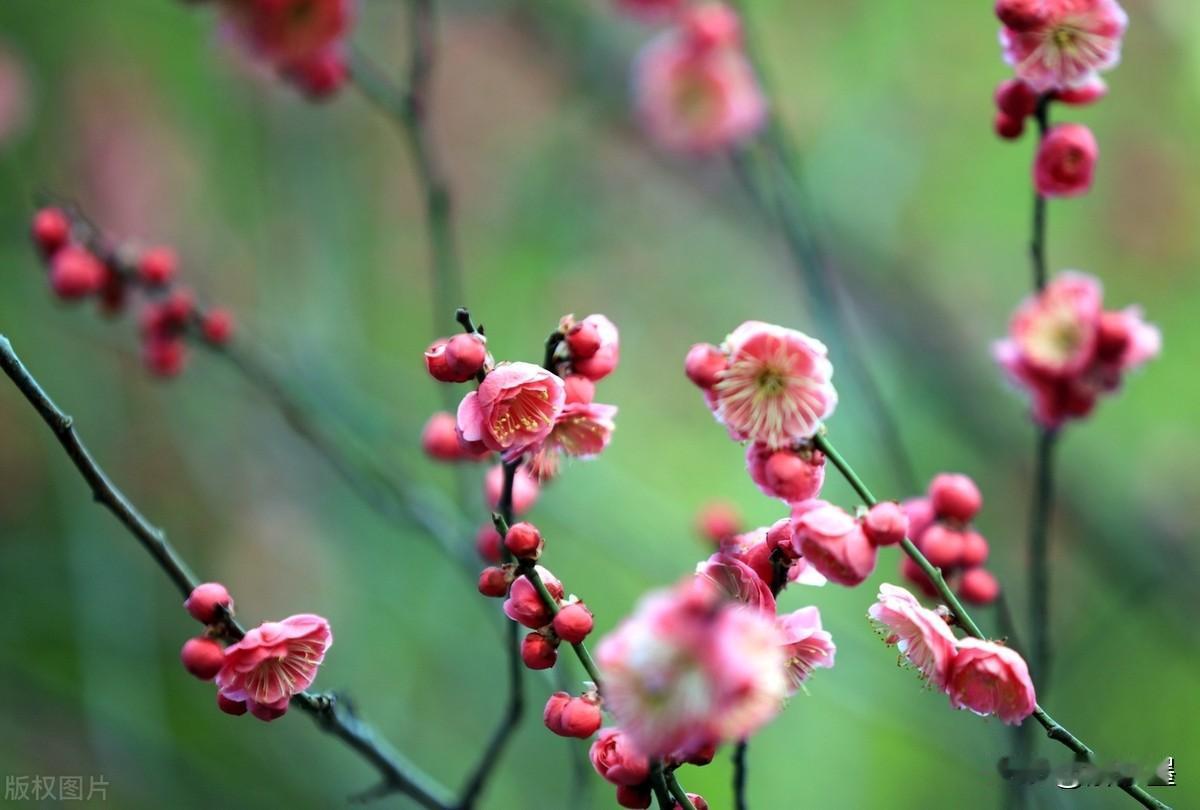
[0,0,1196,808]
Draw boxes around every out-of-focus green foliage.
[0,1,1195,808]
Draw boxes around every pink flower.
[695,553,777,613]
[502,568,563,629]
[745,442,826,503]
[215,614,332,720]
[634,12,766,154]
[1034,123,1098,198]
[792,502,877,587]
[458,362,566,462]
[527,402,618,480]
[994,271,1159,428]
[945,638,1037,724]
[223,0,355,71]
[999,0,1128,93]
[484,464,541,515]
[776,606,836,693]
[706,322,837,447]
[590,728,651,786]
[867,584,958,688]
[597,579,787,756]
[570,315,621,381]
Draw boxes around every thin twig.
[0,334,454,809]
[812,432,1171,810]
[1028,428,1058,690]
[1030,96,1052,292]
[732,740,748,810]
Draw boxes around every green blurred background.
[0,0,1195,807]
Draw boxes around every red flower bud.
[994,111,1025,141]
[49,246,105,299]
[143,337,187,377]
[32,207,71,256]
[920,524,966,569]
[521,631,559,670]
[180,637,225,680]
[137,247,177,286]
[184,582,234,623]
[616,784,652,809]
[557,696,603,738]
[552,602,594,644]
[477,566,512,598]
[994,79,1039,119]
[863,501,908,547]
[929,473,983,523]
[543,691,571,734]
[566,321,601,360]
[445,333,488,379]
[201,308,234,345]
[959,567,1000,605]
[684,343,727,390]
[475,524,503,563]
[960,530,990,568]
[504,522,544,560]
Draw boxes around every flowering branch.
[812,432,1171,810]
[0,334,454,810]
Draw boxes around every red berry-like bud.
[289,49,349,100]
[475,524,503,563]
[684,343,727,390]
[960,530,990,568]
[49,246,105,299]
[558,697,603,738]
[137,247,177,286]
[201,308,234,345]
[425,337,475,383]
[1054,80,1107,106]
[696,501,740,546]
[504,522,543,560]
[1034,123,1098,199]
[216,693,248,716]
[616,784,652,809]
[543,691,571,734]
[959,567,1000,605]
[32,207,71,256]
[920,524,965,569]
[994,111,1025,141]
[445,333,488,379]
[180,637,225,680]
[163,288,196,325]
[422,412,463,461]
[521,631,559,670]
[678,795,708,810]
[566,321,601,360]
[185,582,234,623]
[863,501,909,547]
[563,374,596,405]
[684,740,717,766]
[994,79,1039,119]
[553,602,594,644]
[143,336,187,377]
[995,0,1048,32]
[929,473,983,523]
[477,566,512,598]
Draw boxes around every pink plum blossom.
[745,442,826,503]
[994,271,1159,428]
[503,568,564,629]
[695,553,777,613]
[597,578,787,756]
[215,613,332,720]
[945,638,1037,724]
[590,728,652,786]
[526,402,618,480]
[458,362,566,462]
[867,584,958,688]
[1034,123,1098,198]
[776,606,836,692]
[634,9,766,154]
[706,322,837,448]
[999,0,1128,93]
[569,315,620,381]
[792,502,877,587]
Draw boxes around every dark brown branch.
[0,334,453,809]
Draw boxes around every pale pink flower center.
[1021,303,1089,367]
[490,387,555,444]
[242,638,325,702]
[716,344,822,445]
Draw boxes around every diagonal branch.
[813,432,1171,810]
[0,334,454,810]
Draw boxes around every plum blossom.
[215,613,332,720]
[998,0,1128,92]
[1034,123,1098,198]
[867,584,958,688]
[776,606,836,693]
[634,5,766,154]
[526,401,618,480]
[590,728,651,787]
[792,501,877,587]
[597,578,787,756]
[692,321,837,448]
[457,362,566,462]
[945,638,1037,724]
[994,271,1159,427]
[503,567,564,629]
[695,553,777,613]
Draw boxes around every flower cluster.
[628,3,767,154]
[900,473,1000,606]
[991,0,1128,197]
[994,272,1159,427]
[424,314,620,556]
[595,575,828,808]
[178,582,333,722]
[209,0,354,99]
[869,584,1036,725]
[29,208,235,377]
